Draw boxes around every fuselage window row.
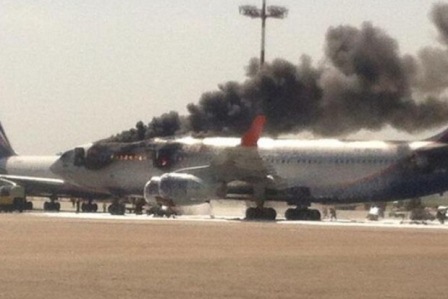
[262,157,397,165]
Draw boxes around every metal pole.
[260,0,266,66]
[239,0,287,69]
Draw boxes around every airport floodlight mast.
[239,0,288,67]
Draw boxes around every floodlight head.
[267,6,288,18]
[239,5,262,18]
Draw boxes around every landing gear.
[12,198,24,212]
[244,183,277,221]
[147,205,176,218]
[245,207,277,221]
[81,199,98,213]
[285,208,321,221]
[108,199,125,215]
[25,201,33,210]
[134,199,146,215]
[43,195,60,212]
[43,201,60,211]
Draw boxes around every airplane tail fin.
[426,127,448,143]
[0,123,16,158]
[241,115,266,147]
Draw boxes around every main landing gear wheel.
[245,207,277,221]
[81,201,98,213]
[108,202,125,215]
[43,201,61,212]
[285,208,321,221]
[44,195,60,212]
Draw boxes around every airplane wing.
[173,115,271,184]
[149,116,277,205]
[0,174,67,197]
[208,115,273,185]
[209,145,270,183]
[0,174,108,199]
[0,174,65,185]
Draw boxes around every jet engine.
[144,173,208,206]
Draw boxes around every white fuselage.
[4,136,447,204]
[2,156,61,179]
[162,137,448,204]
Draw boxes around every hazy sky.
[0,0,444,154]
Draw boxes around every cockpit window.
[73,148,86,166]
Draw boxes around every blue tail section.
[0,123,16,158]
[427,127,448,143]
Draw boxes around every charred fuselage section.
[55,139,188,199]
[66,140,185,171]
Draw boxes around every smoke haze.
[111,3,448,142]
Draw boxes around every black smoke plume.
[109,3,448,142]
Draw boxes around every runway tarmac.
[41,211,448,230]
[1,206,448,299]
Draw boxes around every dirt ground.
[1,213,448,299]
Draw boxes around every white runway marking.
[278,219,448,230]
[34,212,448,230]
[36,212,228,222]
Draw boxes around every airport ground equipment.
[0,185,26,212]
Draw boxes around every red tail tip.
[241,115,266,147]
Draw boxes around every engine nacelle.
[144,173,208,205]
[144,177,161,205]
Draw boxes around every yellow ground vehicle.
[0,185,25,212]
